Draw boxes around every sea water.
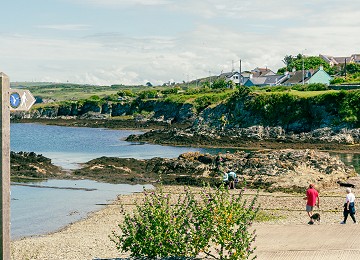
[9,123,230,239]
[11,179,153,239]
[9,123,360,239]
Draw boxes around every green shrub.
[291,83,328,91]
[330,77,346,85]
[138,90,159,99]
[110,185,259,259]
[117,89,136,97]
[161,87,180,95]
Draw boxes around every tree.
[346,63,360,74]
[211,78,228,89]
[146,82,153,87]
[277,54,330,74]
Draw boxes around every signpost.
[0,72,10,260]
[0,72,35,259]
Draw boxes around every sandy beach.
[10,185,356,260]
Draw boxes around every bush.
[117,89,136,97]
[139,90,159,99]
[291,83,328,91]
[330,77,346,85]
[161,87,180,95]
[110,185,259,259]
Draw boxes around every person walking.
[340,187,357,224]
[222,171,229,187]
[227,170,237,189]
[304,184,319,225]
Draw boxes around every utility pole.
[239,59,242,86]
[344,58,347,78]
[302,57,305,85]
[302,49,306,85]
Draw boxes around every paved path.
[254,223,360,259]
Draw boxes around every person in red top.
[304,184,320,224]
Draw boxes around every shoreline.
[10,184,354,259]
[13,118,360,154]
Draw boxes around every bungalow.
[243,74,288,87]
[219,71,241,85]
[282,66,332,86]
[320,53,360,67]
[251,67,276,77]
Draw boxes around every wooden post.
[0,72,10,259]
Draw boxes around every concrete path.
[254,223,360,260]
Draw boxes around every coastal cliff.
[11,88,360,145]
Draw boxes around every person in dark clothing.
[340,188,357,224]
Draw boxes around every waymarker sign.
[9,89,36,111]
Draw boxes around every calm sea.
[9,123,360,239]
[9,123,230,239]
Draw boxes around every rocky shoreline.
[126,126,360,153]
[12,118,360,153]
[72,149,356,192]
[10,118,360,193]
[11,147,357,193]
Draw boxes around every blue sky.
[1,0,360,85]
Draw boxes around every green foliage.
[202,81,211,88]
[77,98,105,107]
[277,55,330,73]
[89,95,100,100]
[338,90,360,126]
[161,87,180,95]
[194,92,231,111]
[245,92,301,129]
[346,63,360,74]
[291,83,328,91]
[330,77,346,85]
[138,90,159,99]
[110,185,259,259]
[261,85,290,92]
[117,89,135,97]
[211,78,228,89]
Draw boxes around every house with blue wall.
[307,66,332,85]
[282,66,332,85]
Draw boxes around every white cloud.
[2,0,360,85]
[37,24,91,31]
[70,0,172,7]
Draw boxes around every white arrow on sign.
[9,89,36,111]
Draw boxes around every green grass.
[13,81,345,103]
[256,89,340,98]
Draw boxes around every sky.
[1,0,360,86]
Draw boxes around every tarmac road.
[254,223,360,260]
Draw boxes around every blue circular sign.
[10,92,21,108]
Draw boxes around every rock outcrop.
[11,151,63,180]
[74,149,356,192]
